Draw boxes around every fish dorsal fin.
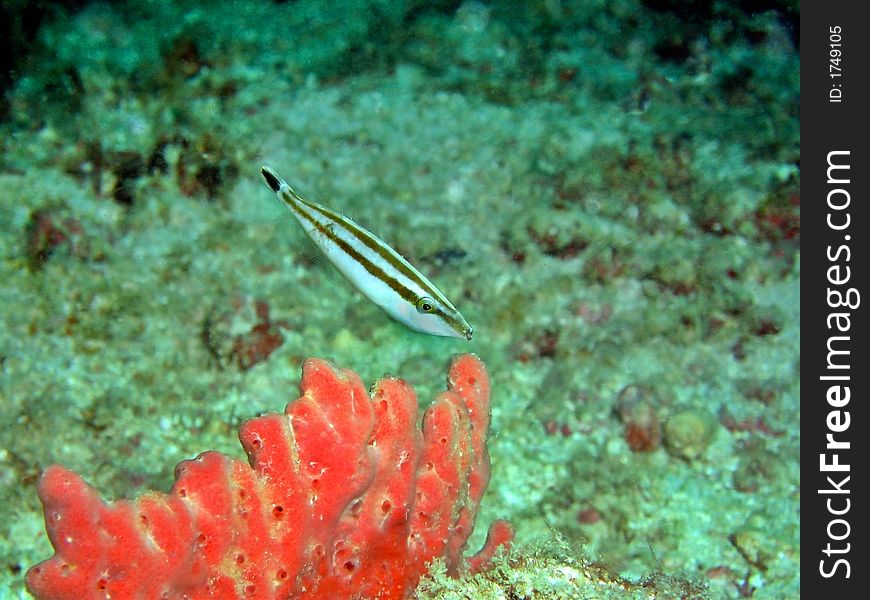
[325,197,374,232]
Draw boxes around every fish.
[260,166,473,341]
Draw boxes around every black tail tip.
[261,167,281,192]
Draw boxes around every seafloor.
[0,1,799,598]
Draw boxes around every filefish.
[260,166,473,340]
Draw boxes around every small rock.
[663,407,718,460]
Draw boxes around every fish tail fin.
[262,165,306,204]
[261,165,284,193]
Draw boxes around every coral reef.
[26,354,512,599]
[416,536,708,600]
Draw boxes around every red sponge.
[26,354,512,600]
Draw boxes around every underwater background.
[0,0,799,598]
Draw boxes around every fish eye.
[416,297,435,314]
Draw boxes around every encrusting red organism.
[26,353,513,600]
